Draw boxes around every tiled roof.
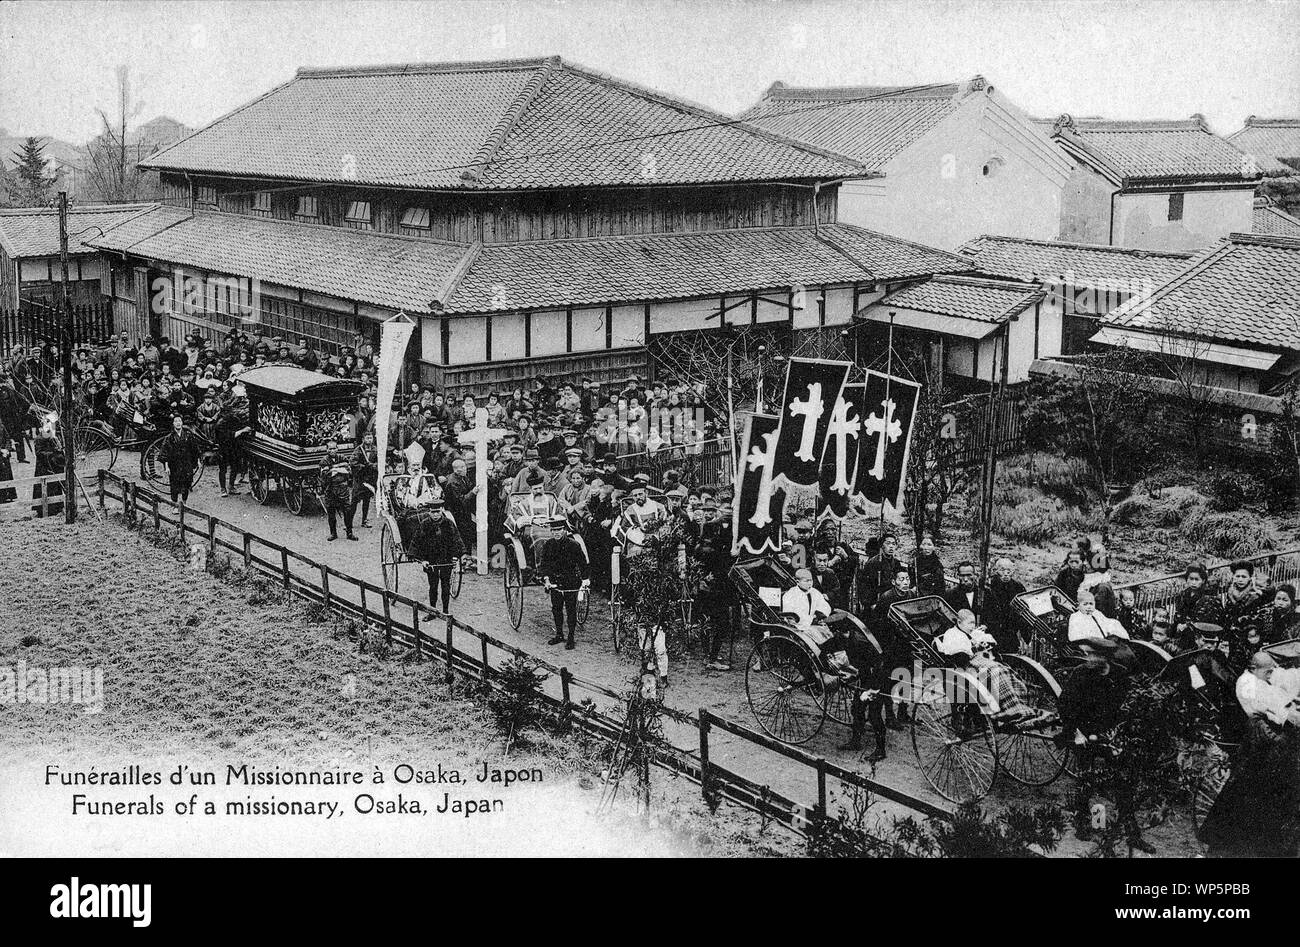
[875,274,1042,324]
[441,224,972,314]
[741,82,965,171]
[1103,233,1300,351]
[1254,199,1300,238]
[958,235,1194,292]
[138,57,866,189]
[87,206,474,313]
[1228,118,1300,166]
[1049,115,1259,185]
[0,203,156,258]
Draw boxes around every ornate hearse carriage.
[236,366,365,515]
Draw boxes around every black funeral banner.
[854,370,921,513]
[818,382,868,521]
[770,357,852,490]
[732,412,787,556]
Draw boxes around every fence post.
[280,548,290,590]
[97,470,105,509]
[40,476,48,518]
[178,500,186,538]
[480,636,489,685]
[699,709,711,800]
[242,532,251,568]
[320,565,331,607]
[560,666,572,707]
[382,592,393,646]
[444,617,455,687]
[412,605,421,657]
[152,494,160,530]
[815,758,828,827]
[206,515,217,555]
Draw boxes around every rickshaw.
[1012,586,1171,677]
[739,555,883,746]
[1186,637,1300,835]
[502,492,591,631]
[378,471,465,600]
[237,366,364,515]
[887,596,1068,804]
[607,497,693,651]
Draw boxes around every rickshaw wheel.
[380,521,400,593]
[745,635,826,746]
[139,437,168,488]
[911,688,997,804]
[284,479,306,515]
[504,554,524,629]
[996,665,1068,787]
[73,424,118,472]
[249,468,270,504]
[450,558,463,599]
[822,679,857,728]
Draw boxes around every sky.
[1,0,1298,145]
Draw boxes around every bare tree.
[80,66,148,203]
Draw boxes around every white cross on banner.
[770,357,851,491]
[853,369,920,515]
[818,382,867,521]
[731,412,786,556]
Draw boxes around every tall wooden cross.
[457,407,507,575]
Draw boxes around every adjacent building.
[1047,115,1260,251]
[1094,233,1300,394]
[1254,197,1300,238]
[0,202,155,308]
[1227,117,1300,176]
[85,56,971,397]
[958,234,1194,358]
[741,78,1075,251]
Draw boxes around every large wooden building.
[88,56,971,394]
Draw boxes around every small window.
[196,185,217,208]
[1168,192,1185,222]
[295,195,319,220]
[252,191,271,216]
[344,201,372,228]
[400,206,431,229]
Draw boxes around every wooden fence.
[0,301,114,358]
[614,436,733,487]
[91,469,950,840]
[939,389,1025,469]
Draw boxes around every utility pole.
[58,191,76,524]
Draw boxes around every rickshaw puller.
[538,514,589,650]
[319,436,355,541]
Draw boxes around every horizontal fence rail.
[1116,547,1300,620]
[614,436,732,487]
[90,468,949,839]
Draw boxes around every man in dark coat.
[942,560,983,620]
[215,394,251,497]
[0,374,31,463]
[349,429,379,528]
[856,533,908,616]
[410,499,464,612]
[318,436,355,541]
[984,557,1027,655]
[537,515,589,649]
[443,457,477,550]
[159,414,200,504]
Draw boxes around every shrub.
[993,495,1097,544]
[1206,472,1266,512]
[1179,509,1275,559]
[488,656,551,749]
[1110,486,1207,528]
